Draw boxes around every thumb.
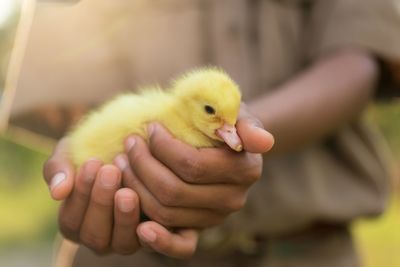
[43,138,75,200]
[236,109,274,154]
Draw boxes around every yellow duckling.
[68,67,242,165]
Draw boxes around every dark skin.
[43,107,273,258]
[43,48,378,259]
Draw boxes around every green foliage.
[356,102,400,266]
[0,138,57,247]
[354,194,400,267]
[367,101,400,158]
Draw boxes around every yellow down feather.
[68,67,242,165]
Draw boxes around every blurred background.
[0,1,399,267]
[0,1,58,266]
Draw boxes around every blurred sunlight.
[0,0,18,28]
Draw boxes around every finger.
[118,141,248,212]
[43,138,75,200]
[59,159,102,241]
[116,154,224,228]
[137,221,198,259]
[236,106,274,153]
[144,123,262,184]
[79,165,121,253]
[111,188,140,255]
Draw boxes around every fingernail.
[50,172,66,190]
[139,227,157,243]
[125,137,136,152]
[114,154,128,171]
[118,198,134,213]
[100,168,118,188]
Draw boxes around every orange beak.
[216,123,243,152]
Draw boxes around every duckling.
[68,67,242,165]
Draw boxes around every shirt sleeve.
[306,0,400,98]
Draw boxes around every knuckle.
[154,209,174,227]
[80,161,101,181]
[250,117,264,129]
[179,157,204,182]
[91,181,119,207]
[157,182,183,206]
[149,131,164,151]
[59,215,80,235]
[242,156,263,184]
[80,232,109,253]
[225,195,247,212]
[245,166,262,184]
[128,148,145,165]
[91,194,114,209]
[75,186,92,199]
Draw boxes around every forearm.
[249,49,379,155]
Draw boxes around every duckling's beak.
[216,123,243,152]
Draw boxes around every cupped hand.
[121,104,274,229]
[43,139,199,259]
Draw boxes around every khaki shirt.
[10,0,400,253]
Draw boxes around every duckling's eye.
[204,105,216,115]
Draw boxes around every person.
[9,0,400,266]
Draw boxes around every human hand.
[119,104,274,229]
[43,139,198,258]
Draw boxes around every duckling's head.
[171,67,243,151]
